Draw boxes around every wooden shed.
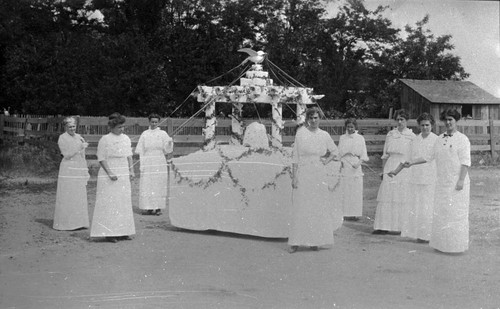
[399,79,500,121]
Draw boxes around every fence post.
[167,117,173,136]
[20,117,28,143]
[0,114,4,141]
[490,119,498,160]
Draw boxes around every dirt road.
[1,168,499,308]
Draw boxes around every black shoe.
[344,216,360,221]
[288,246,298,253]
[372,230,388,235]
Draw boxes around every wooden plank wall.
[1,115,499,159]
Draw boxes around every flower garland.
[261,165,291,190]
[195,85,320,105]
[223,161,250,206]
[170,161,224,190]
[170,146,293,207]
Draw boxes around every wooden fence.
[1,115,499,160]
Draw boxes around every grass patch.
[0,140,60,181]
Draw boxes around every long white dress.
[90,133,136,237]
[374,128,415,232]
[402,132,438,240]
[338,132,369,217]
[135,127,173,210]
[288,127,339,247]
[53,132,90,230]
[430,131,470,252]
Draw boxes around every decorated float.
[168,49,337,238]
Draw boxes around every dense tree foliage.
[0,0,469,118]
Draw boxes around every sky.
[327,0,500,98]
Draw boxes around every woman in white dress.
[90,113,136,243]
[135,113,173,216]
[373,110,415,234]
[399,113,438,242]
[399,109,470,253]
[288,107,339,253]
[338,118,369,221]
[53,116,90,230]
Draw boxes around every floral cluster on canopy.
[195,85,323,105]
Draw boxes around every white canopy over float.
[194,49,324,149]
[168,50,332,238]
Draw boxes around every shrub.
[0,141,60,178]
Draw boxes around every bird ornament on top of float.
[193,48,324,150]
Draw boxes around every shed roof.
[399,79,500,104]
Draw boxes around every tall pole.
[271,99,283,147]
[230,102,244,145]
[203,98,217,150]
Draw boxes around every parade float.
[168,49,337,238]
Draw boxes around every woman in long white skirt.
[53,116,90,230]
[373,110,415,234]
[430,111,470,253]
[288,107,339,253]
[338,118,369,221]
[90,113,136,243]
[400,113,438,242]
[135,113,173,216]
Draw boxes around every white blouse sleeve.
[123,135,133,157]
[135,131,145,156]
[457,134,471,167]
[163,132,174,154]
[359,135,369,162]
[58,133,78,159]
[97,135,107,162]
[325,132,338,158]
[381,132,391,160]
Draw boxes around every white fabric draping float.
[169,144,293,238]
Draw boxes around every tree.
[309,0,399,117]
[1,0,172,116]
[0,0,470,118]
[367,15,469,116]
[390,15,469,81]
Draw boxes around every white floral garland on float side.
[170,146,292,207]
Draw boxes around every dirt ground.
[1,165,500,309]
